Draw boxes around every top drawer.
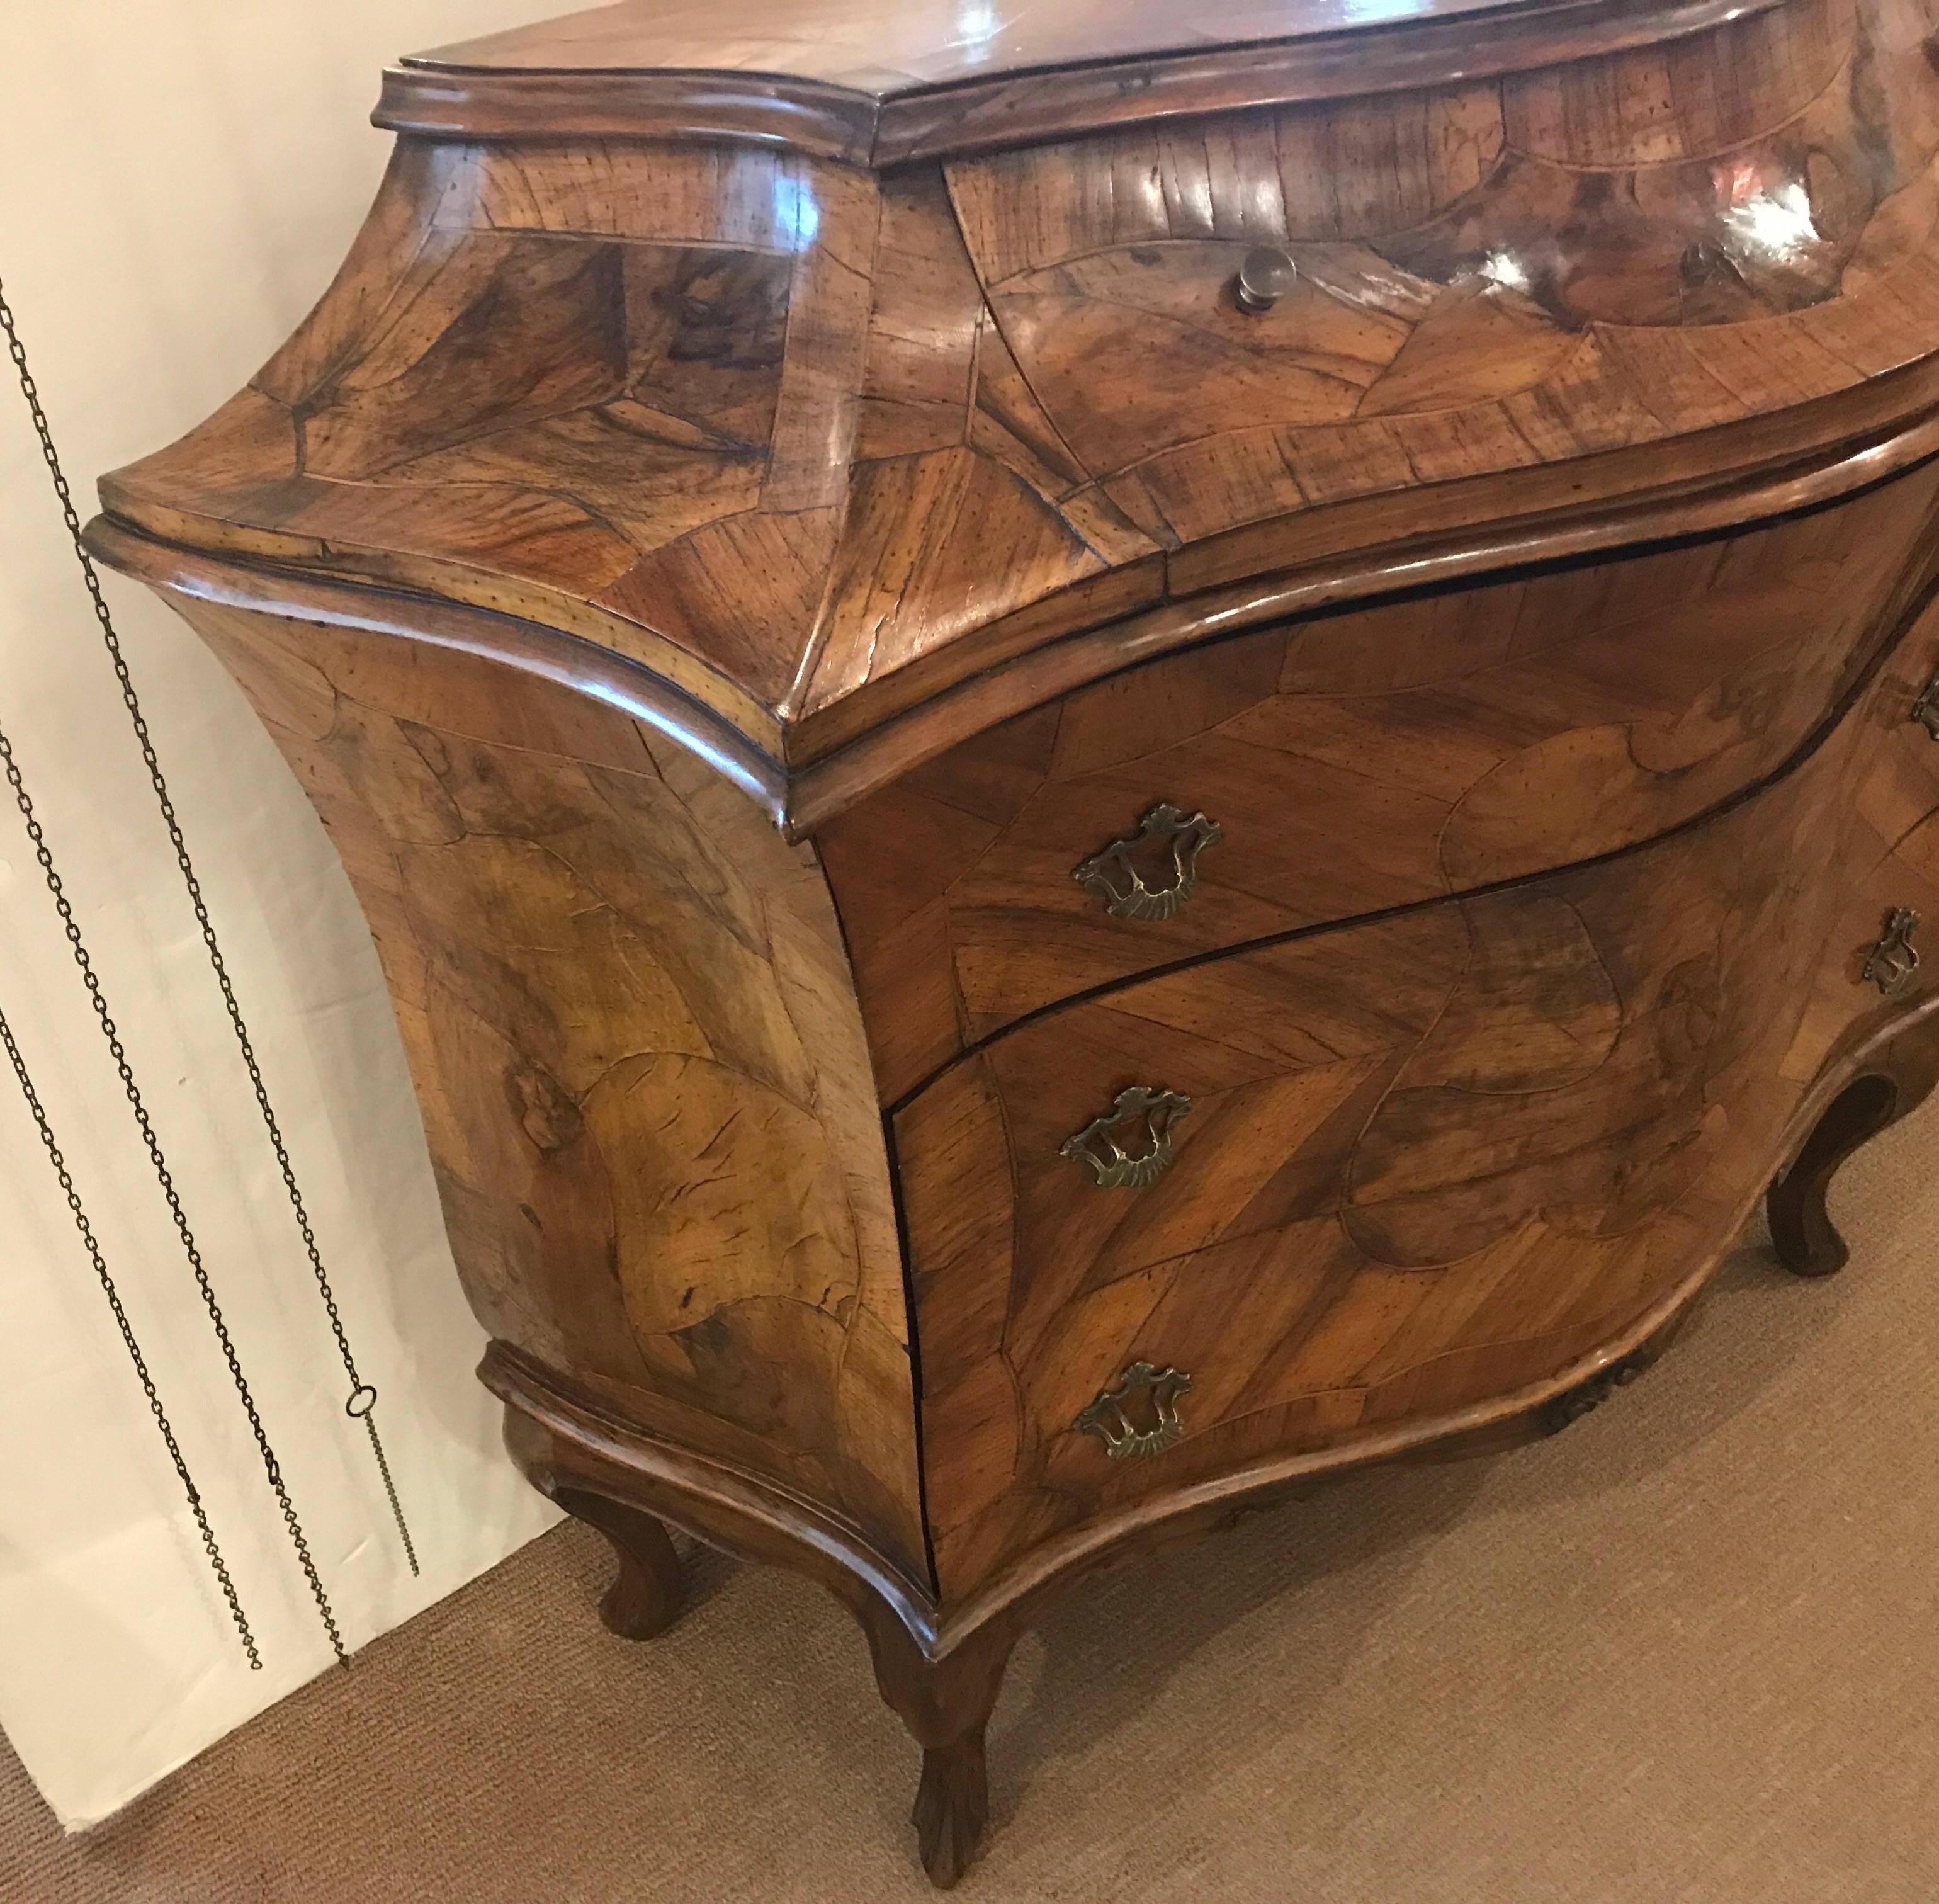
[818,465,1939,1101]
[932,0,1883,579]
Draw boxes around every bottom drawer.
[896,634,1923,1604]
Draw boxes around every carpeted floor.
[6,1104,1939,1903]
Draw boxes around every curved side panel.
[162,591,928,1584]
[98,135,886,759]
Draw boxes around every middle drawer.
[818,465,1939,1102]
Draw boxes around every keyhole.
[1121,828,1187,895]
[1116,1385,1170,1440]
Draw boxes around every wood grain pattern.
[803,164,1166,741]
[101,139,873,757]
[942,0,1939,596]
[92,0,1939,803]
[487,1259,1724,1883]
[80,0,1939,1881]
[381,0,1794,166]
[119,438,1939,1888]
[1780,586,1939,1082]
[473,571,1939,1866]
[895,596,1931,1601]
[491,1347,1016,1884]
[822,467,1939,1098]
[405,0,1729,94]
[1764,578,1939,1272]
[1498,0,1851,166]
[166,593,927,1583]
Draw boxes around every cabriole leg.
[1768,1005,1939,1276]
[499,1373,1015,1884]
[500,1400,688,1640]
[862,1618,1017,1888]
[553,1487,686,1641]
[1767,1074,1899,1276]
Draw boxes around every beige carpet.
[6,1107,1939,1904]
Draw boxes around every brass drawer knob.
[1862,906,1921,994]
[1075,1361,1192,1461]
[1071,802,1223,921]
[1912,673,1939,739]
[1233,245,1297,313]
[1060,1085,1191,1187]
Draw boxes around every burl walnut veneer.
[86,0,1939,1879]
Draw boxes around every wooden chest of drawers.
[86,0,1939,1881]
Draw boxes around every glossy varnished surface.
[409,0,1622,89]
[97,0,1939,812]
[895,599,1939,1599]
[820,470,1939,1098]
[383,0,1792,162]
[942,0,1939,587]
[81,0,1939,1880]
[171,596,927,1580]
[1786,589,1939,1078]
[99,139,878,759]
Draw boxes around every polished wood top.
[94,0,1939,838]
[383,0,1789,161]
[411,0,1559,94]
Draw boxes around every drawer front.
[936,0,1918,577]
[823,466,1939,1101]
[896,642,1901,1602]
[1785,589,1939,1082]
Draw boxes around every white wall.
[0,1,566,1828]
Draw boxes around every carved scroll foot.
[494,1356,1016,1886]
[862,1613,1016,1889]
[554,1488,686,1641]
[912,1726,989,1890]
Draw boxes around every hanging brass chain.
[0,721,349,1664]
[0,1004,262,1669]
[0,275,417,1579]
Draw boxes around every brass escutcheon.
[1862,906,1921,995]
[1075,1361,1193,1461]
[1060,1085,1191,1187]
[1071,803,1223,922]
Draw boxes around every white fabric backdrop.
[0,1,567,1829]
